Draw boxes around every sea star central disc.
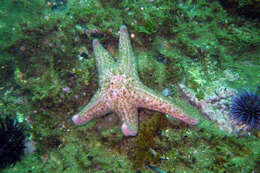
[72,25,198,136]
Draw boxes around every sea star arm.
[72,91,111,125]
[117,101,139,136]
[93,39,115,83]
[134,85,199,125]
[72,25,198,136]
[118,25,138,78]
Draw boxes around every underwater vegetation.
[0,0,47,49]
[230,89,260,131]
[0,0,259,172]
[0,117,26,168]
[134,112,168,169]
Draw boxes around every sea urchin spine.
[0,117,26,168]
[230,89,260,131]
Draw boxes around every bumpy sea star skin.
[72,25,198,136]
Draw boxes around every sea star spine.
[134,85,199,125]
[72,25,198,136]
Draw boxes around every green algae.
[0,0,260,172]
[136,51,167,89]
[1,91,259,172]
[157,97,259,172]
[0,0,47,49]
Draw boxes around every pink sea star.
[72,25,198,136]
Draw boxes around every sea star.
[72,25,198,136]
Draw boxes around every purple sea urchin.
[0,117,26,168]
[230,89,260,131]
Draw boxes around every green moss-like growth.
[14,59,63,102]
[0,52,16,83]
[136,51,167,89]
[0,0,47,49]
[0,0,260,172]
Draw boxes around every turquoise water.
[0,0,259,172]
